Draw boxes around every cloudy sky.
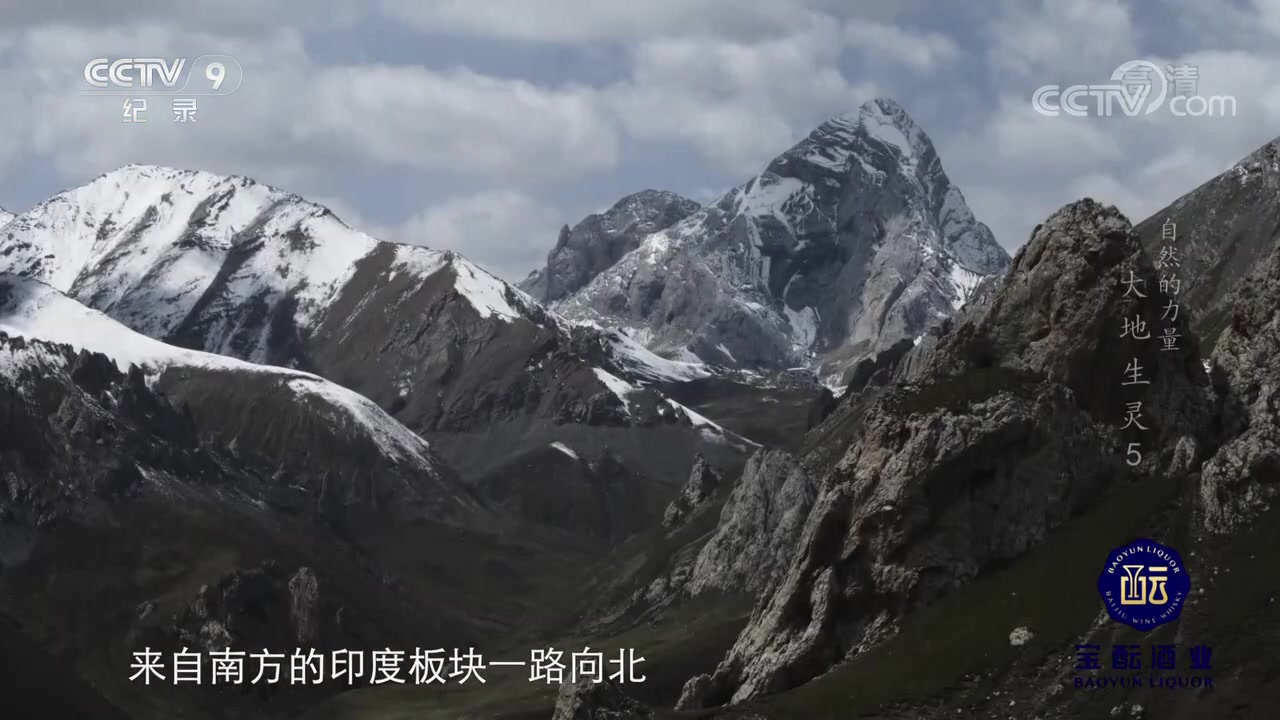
[0,0,1277,280]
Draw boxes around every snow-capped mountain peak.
[1,164,377,342]
[0,206,13,228]
[550,97,1011,386]
[0,164,559,368]
[856,97,927,164]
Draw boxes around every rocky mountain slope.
[0,206,13,228]
[0,329,482,719]
[675,199,1214,708]
[520,190,701,304]
[783,200,1280,720]
[0,277,687,719]
[548,98,1010,385]
[0,273,476,522]
[1197,232,1280,533]
[621,147,1280,720]
[0,165,755,506]
[296,193,1278,720]
[1135,136,1280,351]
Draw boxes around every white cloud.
[292,65,618,179]
[843,20,960,72]
[607,22,876,175]
[982,98,1124,169]
[375,2,942,177]
[379,0,909,43]
[0,0,358,33]
[988,0,1137,79]
[1255,0,1280,37]
[5,23,620,186]
[391,191,563,280]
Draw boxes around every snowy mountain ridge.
[0,165,761,478]
[0,273,440,470]
[0,163,757,396]
[0,164,545,365]
[519,189,702,303]
[549,97,1010,385]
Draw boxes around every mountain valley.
[2,108,1279,720]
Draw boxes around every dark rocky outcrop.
[551,678,653,720]
[681,450,816,598]
[1134,138,1280,350]
[898,199,1212,468]
[521,190,701,303]
[475,443,670,542]
[628,449,817,618]
[1199,237,1280,531]
[662,454,722,528]
[0,334,480,718]
[677,200,1215,708]
[165,563,344,653]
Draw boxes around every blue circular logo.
[1097,538,1190,631]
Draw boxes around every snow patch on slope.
[0,275,436,466]
[549,441,580,460]
[859,99,919,166]
[391,244,448,280]
[283,375,435,467]
[948,263,984,310]
[0,333,66,381]
[606,329,713,383]
[0,165,382,347]
[783,304,819,351]
[862,115,912,159]
[593,367,636,414]
[663,398,759,449]
[739,175,806,229]
[451,254,531,321]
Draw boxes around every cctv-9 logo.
[80,55,243,96]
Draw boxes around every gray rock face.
[171,563,337,653]
[631,449,816,618]
[1134,138,1280,351]
[683,383,1118,708]
[553,98,1010,385]
[898,199,1213,464]
[1199,240,1280,531]
[521,190,700,303]
[289,567,321,644]
[0,332,480,717]
[683,449,816,596]
[662,454,722,527]
[680,199,1214,707]
[551,678,652,720]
